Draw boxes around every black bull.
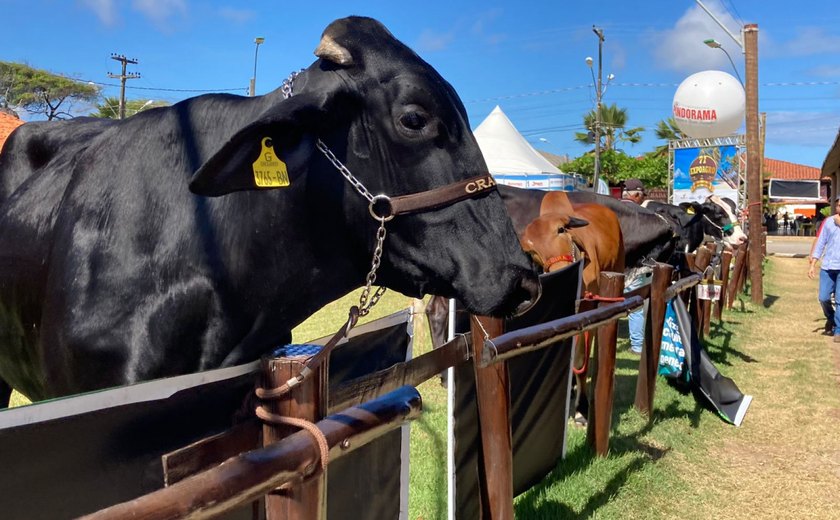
[0,17,539,403]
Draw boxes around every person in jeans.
[808,196,840,341]
[622,178,647,354]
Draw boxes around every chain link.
[358,221,388,316]
[315,140,375,203]
[282,70,387,317]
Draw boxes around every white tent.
[473,106,582,190]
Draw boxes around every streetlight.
[703,38,744,85]
[697,0,762,303]
[249,37,265,97]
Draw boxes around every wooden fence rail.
[82,239,755,520]
[81,386,421,520]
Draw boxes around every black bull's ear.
[189,91,337,197]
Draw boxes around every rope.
[572,293,625,375]
[581,291,626,302]
[572,330,591,376]
[256,307,359,400]
[255,406,330,474]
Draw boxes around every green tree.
[565,150,668,188]
[0,61,99,120]
[651,117,687,157]
[573,103,645,152]
[91,97,168,119]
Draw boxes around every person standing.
[622,178,647,354]
[808,196,840,341]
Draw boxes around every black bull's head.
[190,16,539,317]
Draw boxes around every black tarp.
[672,296,752,426]
[0,310,412,520]
[452,263,582,518]
[768,179,822,200]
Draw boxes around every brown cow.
[520,203,625,425]
[521,205,625,293]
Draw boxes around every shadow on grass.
[516,360,706,518]
[763,293,780,308]
[705,321,758,366]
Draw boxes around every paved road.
[765,235,814,258]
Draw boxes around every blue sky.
[2,0,839,168]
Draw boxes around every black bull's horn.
[314,33,354,66]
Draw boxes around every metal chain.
[358,221,388,317]
[314,140,375,203]
[281,70,387,317]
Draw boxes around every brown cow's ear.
[566,216,589,229]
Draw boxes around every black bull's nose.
[512,269,542,317]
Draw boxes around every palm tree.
[90,97,166,119]
[651,117,686,157]
[574,103,644,152]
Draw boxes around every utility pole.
[108,54,140,119]
[696,1,763,305]
[744,24,763,305]
[592,26,604,193]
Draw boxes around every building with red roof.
[0,110,25,153]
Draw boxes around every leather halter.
[545,254,576,270]
[369,175,499,221]
[543,231,579,272]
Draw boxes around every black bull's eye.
[399,111,427,131]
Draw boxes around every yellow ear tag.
[252,137,290,188]
[686,207,695,215]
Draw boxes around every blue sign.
[673,144,740,206]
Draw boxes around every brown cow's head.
[520,212,589,273]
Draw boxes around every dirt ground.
[678,255,840,519]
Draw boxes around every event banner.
[672,145,740,206]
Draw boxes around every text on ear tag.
[253,137,290,188]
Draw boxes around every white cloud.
[808,65,840,78]
[218,7,254,25]
[764,27,840,58]
[651,0,743,74]
[471,8,506,46]
[417,29,455,53]
[80,0,188,28]
[765,110,840,147]
[609,42,627,72]
[132,0,187,25]
[80,0,119,26]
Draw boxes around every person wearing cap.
[622,178,646,205]
[808,195,840,341]
[622,178,647,354]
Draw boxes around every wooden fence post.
[634,263,673,417]
[470,316,514,520]
[715,250,733,321]
[727,242,748,309]
[694,246,713,340]
[261,346,328,520]
[587,272,623,456]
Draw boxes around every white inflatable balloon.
[672,70,745,138]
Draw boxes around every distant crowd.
[765,210,823,236]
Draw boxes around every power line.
[722,0,746,26]
[85,80,246,93]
